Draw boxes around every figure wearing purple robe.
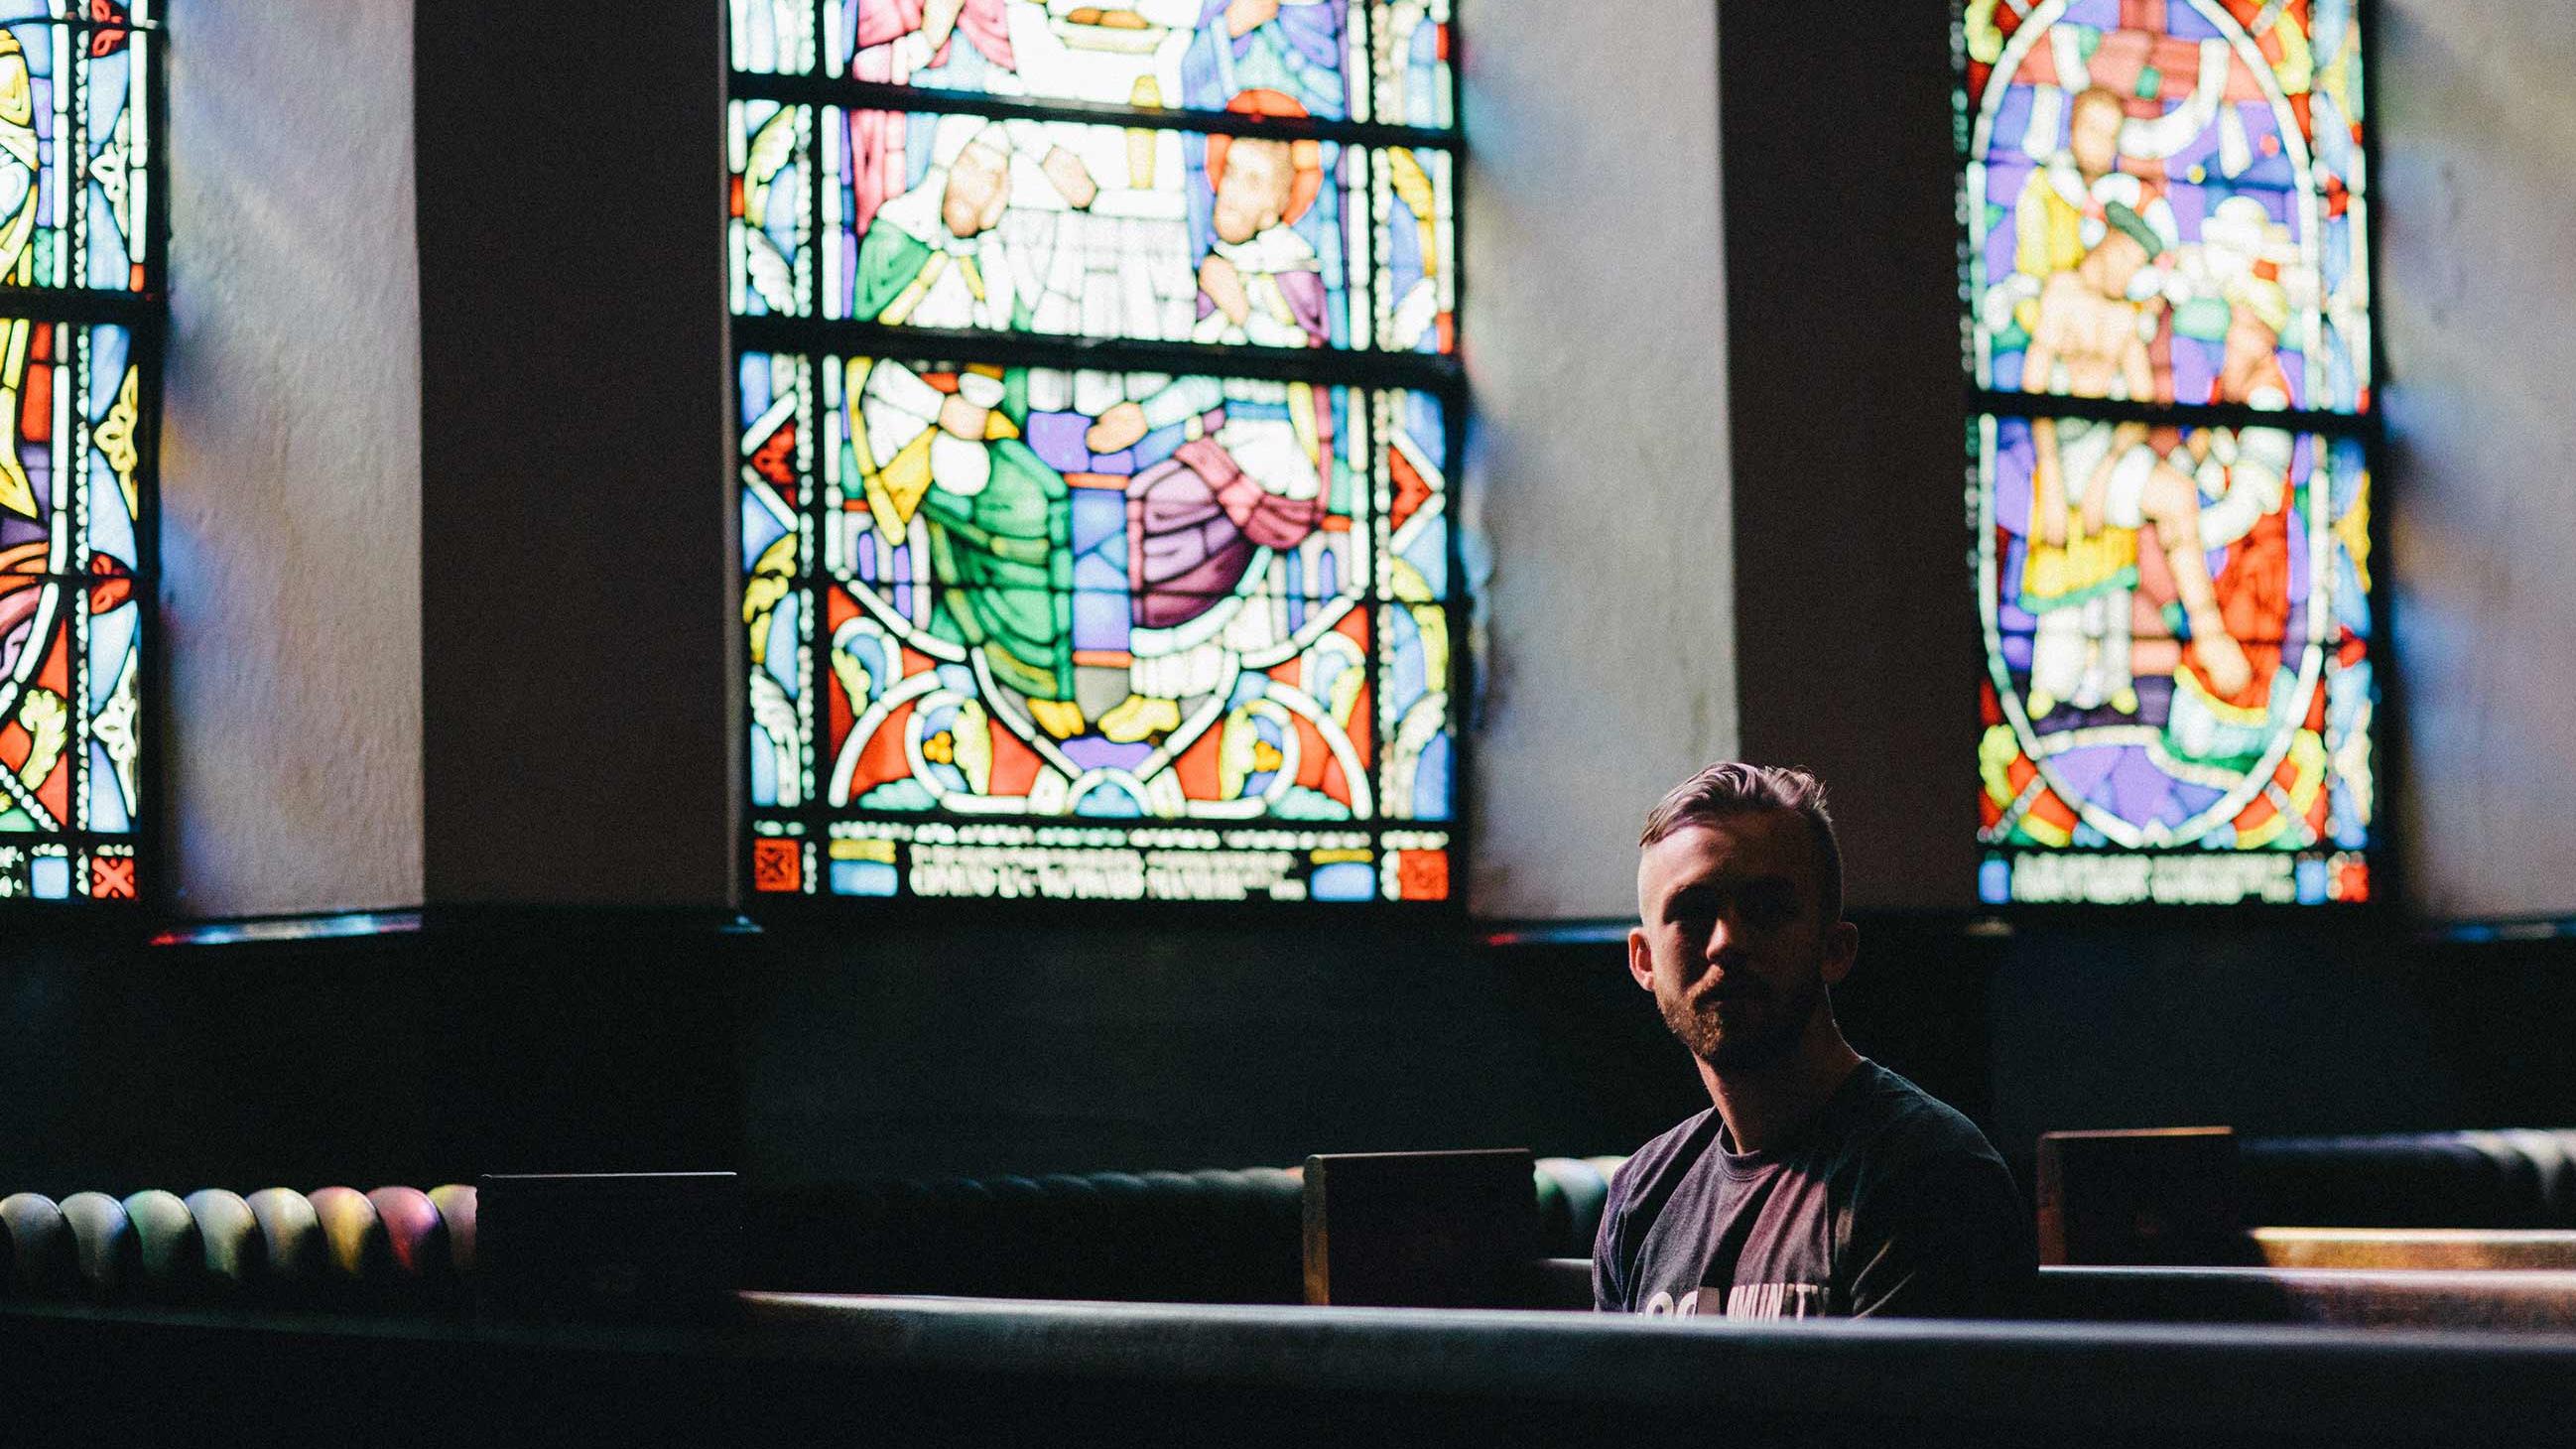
[1128,436,1327,631]
[1081,373,1338,744]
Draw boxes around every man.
[1595,764,2033,1319]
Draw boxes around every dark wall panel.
[742,915,1989,1184]
[0,915,746,1198]
[415,3,736,906]
[1721,2,1978,910]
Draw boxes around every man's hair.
[1639,762,1845,926]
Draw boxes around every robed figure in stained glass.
[1083,96,1335,742]
[1180,0,1346,115]
[1189,91,1331,348]
[2019,201,2249,718]
[845,116,1105,738]
[845,0,1015,233]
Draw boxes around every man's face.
[2070,94,2123,177]
[1212,138,1295,245]
[942,143,1009,238]
[1627,812,1856,1073]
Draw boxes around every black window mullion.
[1969,385,2381,441]
[728,70,1459,153]
[734,316,1461,393]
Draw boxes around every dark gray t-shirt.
[1593,1061,2032,1319]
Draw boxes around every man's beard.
[1659,973,1825,1072]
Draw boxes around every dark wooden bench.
[12,1290,2576,1444]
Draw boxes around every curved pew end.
[428,1184,477,1279]
[58,1192,138,1303]
[310,1186,392,1299]
[184,1189,267,1298]
[121,1190,206,1303]
[368,1186,452,1296]
[245,1188,326,1302]
[0,1193,72,1299]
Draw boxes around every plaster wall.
[1460,0,1736,919]
[2376,0,2576,919]
[140,0,2573,926]
[158,1,423,914]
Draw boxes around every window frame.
[0,1,165,909]
[1954,0,2391,913]
[729,0,1472,915]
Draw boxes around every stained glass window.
[734,0,1460,904]
[1960,0,2376,906]
[0,2,156,904]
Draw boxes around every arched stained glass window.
[1959,0,2377,906]
[0,2,156,904]
[732,0,1461,905]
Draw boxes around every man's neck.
[1698,1015,1864,1156]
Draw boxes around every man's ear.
[1626,925,1657,993]
[1821,919,1860,988]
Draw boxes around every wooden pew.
[1301,1150,1537,1308]
[2039,1127,2576,1274]
[2248,1227,2576,1271]
[2034,1264,2576,1331]
[19,1288,2576,1443]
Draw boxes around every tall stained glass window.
[1959,0,2377,906]
[732,0,1462,904]
[0,3,157,904]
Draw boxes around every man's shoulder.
[1827,1062,2010,1179]
[1606,1107,1723,1208]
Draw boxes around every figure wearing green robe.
[848,184,1078,723]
